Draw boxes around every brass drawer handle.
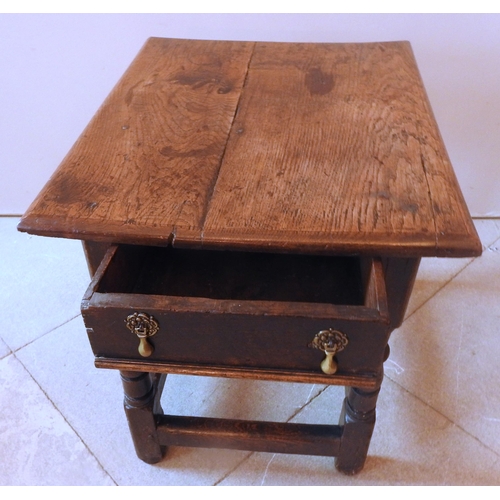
[309,329,348,375]
[125,312,159,357]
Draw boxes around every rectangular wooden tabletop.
[19,37,481,257]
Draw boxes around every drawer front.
[82,245,391,377]
[83,302,390,376]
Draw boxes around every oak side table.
[18,38,481,475]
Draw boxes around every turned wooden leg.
[335,382,381,475]
[120,371,167,464]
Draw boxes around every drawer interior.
[96,245,367,306]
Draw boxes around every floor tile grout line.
[213,452,255,486]
[483,227,500,248]
[0,350,13,362]
[403,225,500,325]
[11,313,82,354]
[11,351,119,486]
[4,217,499,484]
[403,254,477,325]
[386,230,500,461]
[383,372,500,460]
[286,385,330,422]
[0,336,13,361]
[213,384,330,485]
[485,232,500,250]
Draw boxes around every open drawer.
[81,245,390,378]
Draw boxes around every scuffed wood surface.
[19,38,254,245]
[200,41,479,256]
[94,358,381,388]
[19,38,480,257]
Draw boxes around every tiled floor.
[1,216,500,485]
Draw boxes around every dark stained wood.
[17,38,483,474]
[382,257,421,329]
[152,373,167,416]
[157,415,342,457]
[18,38,481,258]
[126,248,365,305]
[82,241,110,276]
[335,384,381,475]
[82,245,391,375]
[95,359,382,389]
[88,306,388,373]
[120,371,165,464]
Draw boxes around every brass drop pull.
[309,329,348,375]
[125,312,159,357]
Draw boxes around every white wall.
[1,13,499,216]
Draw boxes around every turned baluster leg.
[335,380,382,475]
[120,370,167,464]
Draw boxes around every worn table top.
[19,38,481,257]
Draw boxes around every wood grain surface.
[19,38,254,244]
[19,38,481,257]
